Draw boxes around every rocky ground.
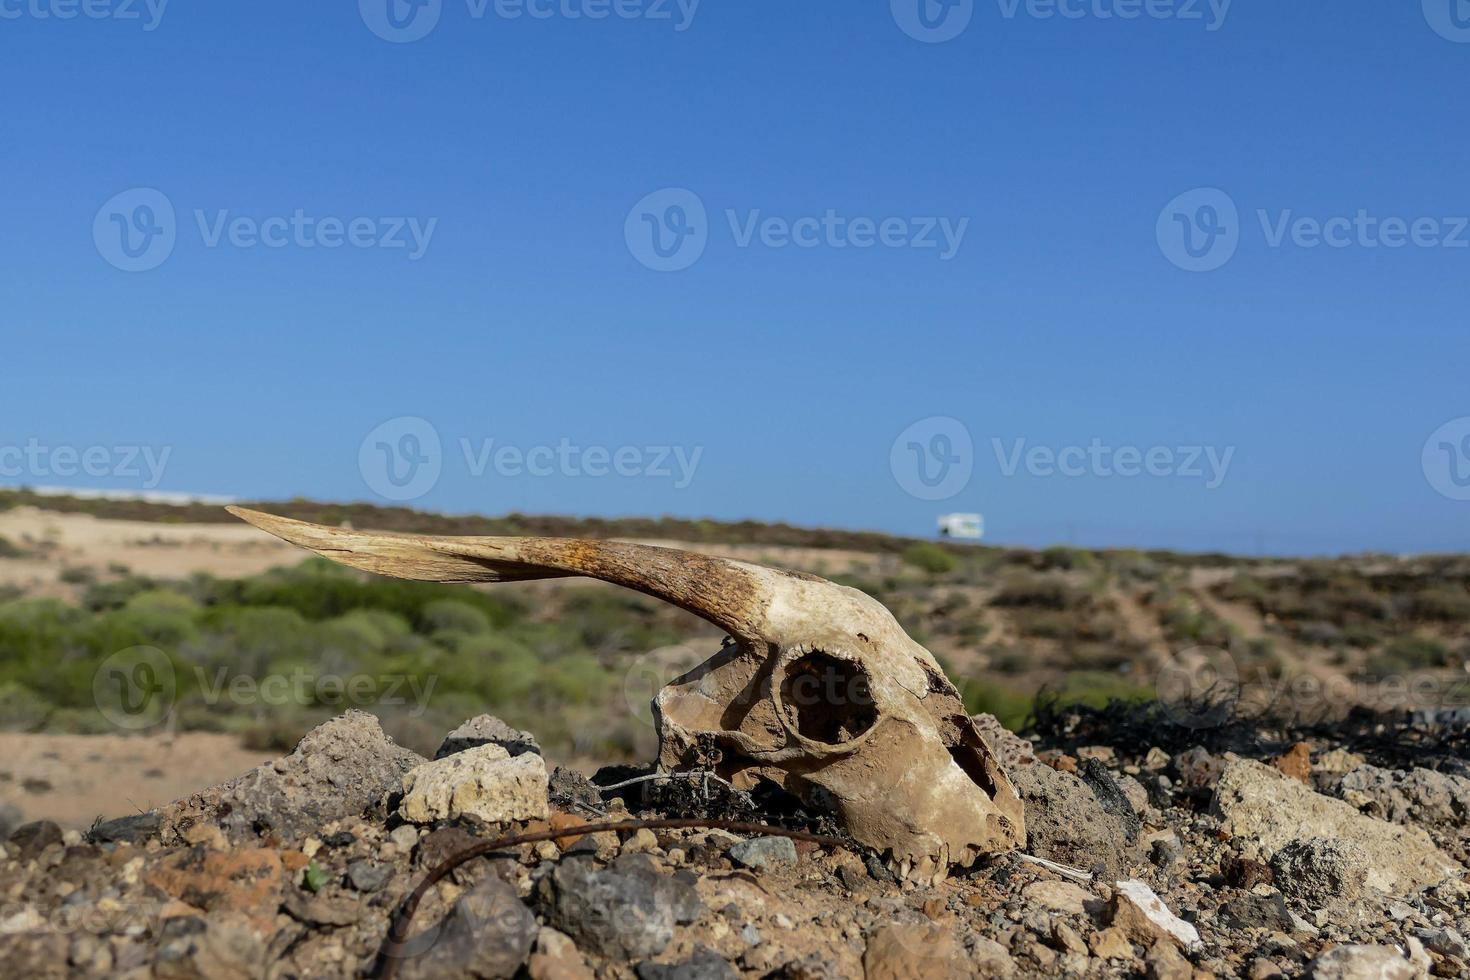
[0,708,1467,980]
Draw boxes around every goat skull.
[228,507,1025,870]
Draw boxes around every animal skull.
[227,507,1025,870]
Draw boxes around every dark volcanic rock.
[398,876,536,980]
[1218,892,1294,932]
[539,854,703,959]
[636,946,740,980]
[159,711,425,844]
[8,819,63,861]
[88,812,162,845]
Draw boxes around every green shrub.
[901,542,958,576]
[421,599,493,636]
[1363,635,1450,678]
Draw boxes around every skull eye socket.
[778,651,878,744]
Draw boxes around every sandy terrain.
[0,731,271,830]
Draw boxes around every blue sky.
[2,1,1468,555]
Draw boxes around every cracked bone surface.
[226,507,1026,867]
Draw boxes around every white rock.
[1114,879,1201,951]
[399,743,549,824]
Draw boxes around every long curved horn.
[226,507,772,641]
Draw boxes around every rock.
[971,713,1037,773]
[1172,747,1225,790]
[1110,879,1201,950]
[1306,944,1417,980]
[1249,959,1286,980]
[539,854,701,959]
[183,823,228,852]
[1051,922,1088,955]
[1222,855,1274,890]
[1415,927,1469,960]
[152,913,267,980]
[1117,774,1151,815]
[1273,742,1313,783]
[389,824,419,850]
[528,926,595,980]
[727,836,797,871]
[636,946,740,980]
[1315,749,1366,774]
[623,828,660,855]
[1338,765,1470,828]
[969,936,1017,977]
[1021,879,1097,916]
[346,859,394,893]
[1218,892,1294,932]
[1010,762,1141,876]
[1269,838,1367,906]
[282,890,361,927]
[548,766,602,809]
[398,875,537,980]
[164,711,425,843]
[88,812,162,846]
[1150,837,1185,871]
[1211,758,1462,896]
[436,714,541,759]
[1089,926,1135,960]
[399,743,549,825]
[7,820,62,861]
[1145,942,1193,980]
[143,848,284,933]
[862,922,969,980]
[1078,758,1142,844]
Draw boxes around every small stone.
[8,821,62,861]
[1273,742,1313,783]
[1089,926,1135,960]
[1151,837,1185,871]
[400,876,537,980]
[1270,838,1366,906]
[528,926,595,980]
[1415,927,1470,960]
[1250,958,1286,979]
[346,860,394,893]
[1306,944,1416,980]
[1144,747,1171,771]
[1051,922,1088,955]
[623,828,659,855]
[636,946,739,980]
[1110,879,1201,950]
[182,823,227,852]
[436,714,541,760]
[389,824,419,850]
[283,889,361,926]
[1021,880,1095,916]
[539,855,701,959]
[727,836,797,871]
[1218,892,1294,932]
[152,913,267,980]
[399,744,549,825]
[862,922,969,980]
[1145,942,1193,980]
